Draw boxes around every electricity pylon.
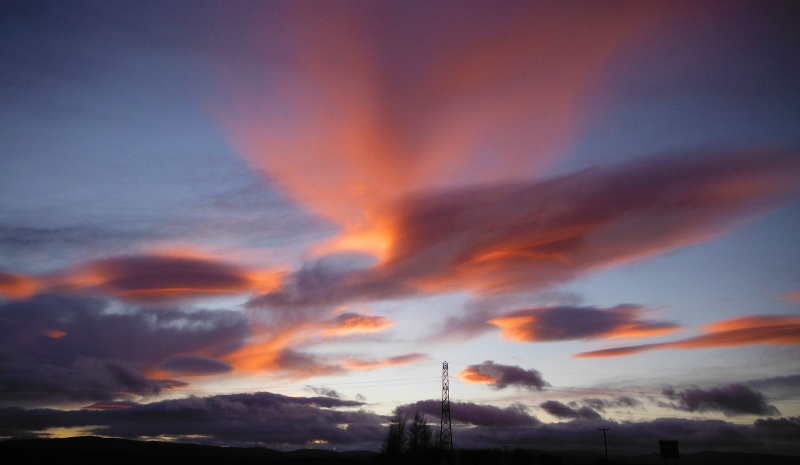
[440,361,453,452]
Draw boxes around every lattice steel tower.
[440,361,453,451]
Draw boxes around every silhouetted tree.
[380,407,407,456]
[407,411,433,452]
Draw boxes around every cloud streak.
[576,315,800,357]
[488,305,678,342]
[344,353,430,371]
[1,254,283,303]
[539,400,602,420]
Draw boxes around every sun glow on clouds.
[0,272,41,299]
[576,315,800,358]
[218,2,669,261]
[220,312,400,377]
[459,368,495,385]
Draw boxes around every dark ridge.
[0,436,375,464]
[1,437,799,465]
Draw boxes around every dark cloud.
[401,400,539,427]
[81,255,253,302]
[303,386,342,399]
[158,356,233,376]
[539,400,602,420]
[0,293,248,405]
[427,292,587,342]
[246,253,410,314]
[0,358,185,408]
[662,383,780,417]
[746,374,800,401]
[0,294,249,368]
[459,361,548,390]
[489,305,678,342]
[582,396,641,412]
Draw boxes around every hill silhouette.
[1,437,799,465]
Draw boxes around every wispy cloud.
[344,353,430,371]
[780,291,800,303]
[539,400,602,420]
[576,315,800,357]
[303,386,343,399]
[321,313,394,336]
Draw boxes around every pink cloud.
[576,315,800,357]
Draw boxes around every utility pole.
[598,428,610,463]
[440,361,453,453]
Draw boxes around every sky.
[1,0,800,456]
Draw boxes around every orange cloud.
[458,367,496,385]
[221,309,396,378]
[779,292,800,303]
[344,353,430,371]
[44,329,67,339]
[222,325,311,374]
[575,315,800,358]
[0,272,41,299]
[321,313,393,336]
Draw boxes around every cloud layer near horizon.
[661,383,781,417]
[1,391,798,455]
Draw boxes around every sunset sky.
[1,0,799,455]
